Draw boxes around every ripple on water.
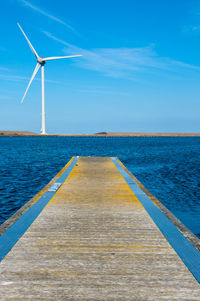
[0,136,200,238]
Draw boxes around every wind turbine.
[17,23,82,135]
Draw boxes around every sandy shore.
[1,131,200,137]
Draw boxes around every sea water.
[0,136,200,238]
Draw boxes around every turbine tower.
[18,23,82,135]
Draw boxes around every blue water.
[0,136,200,238]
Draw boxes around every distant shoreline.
[1,131,200,137]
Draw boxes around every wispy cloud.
[0,95,12,100]
[0,73,58,84]
[79,88,130,96]
[192,25,200,32]
[182,25,200,33]
[0,74,35,82]
[42,31,200,81]
[182,2,200,34]
[0,66,10,72]
[18,0,77,34]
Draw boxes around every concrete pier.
[0,156,200,300]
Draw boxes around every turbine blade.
[17,23,39,58]
[21,63,40,104]
[43,55,82,62]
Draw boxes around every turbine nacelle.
[37,57,45,65]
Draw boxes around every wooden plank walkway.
[0,157,200,300]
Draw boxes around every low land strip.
[1,131,200,137]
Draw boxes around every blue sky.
[1,0,200,133]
